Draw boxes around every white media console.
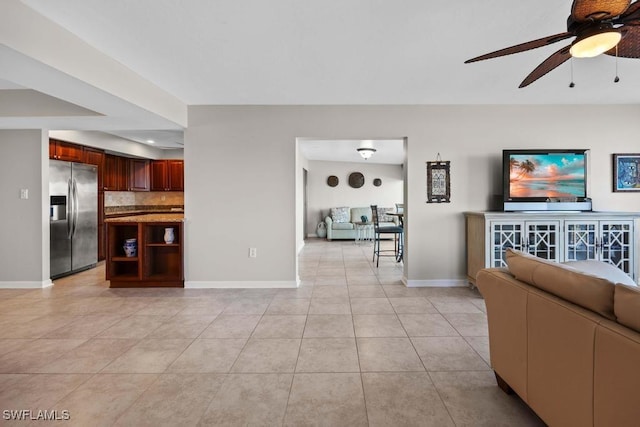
[465,211,640,286]
[503,200,592,212]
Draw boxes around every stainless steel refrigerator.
[49,160,98,279]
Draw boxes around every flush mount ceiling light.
[357,147,376,160]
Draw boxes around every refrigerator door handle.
[72,178,79,238]
[67,178,73,239]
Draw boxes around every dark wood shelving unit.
[106,221,183,287]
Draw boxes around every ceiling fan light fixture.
[570,30,621,58]
[357,147,376,160]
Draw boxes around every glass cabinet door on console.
[565,220,634,276]
[490,220,560,267]
[564,221,597,261]
[490,222,524,267]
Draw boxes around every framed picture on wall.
[613,153,640,192]
[426,158,451,203]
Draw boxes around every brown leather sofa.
[476,249,640,427]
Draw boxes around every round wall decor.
[373,178,382,187]
[348,172,365,188]
[327,175,339,187]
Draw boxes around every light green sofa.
[324,206,398,240]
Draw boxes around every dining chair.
[370,205,404,267]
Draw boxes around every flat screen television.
[502,149,592,211]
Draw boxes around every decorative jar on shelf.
[123,238,137,257]
[164,228,175,244]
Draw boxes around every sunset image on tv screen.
[509,153,585,198]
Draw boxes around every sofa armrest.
[325,216,333,240]
[476,268,529,400]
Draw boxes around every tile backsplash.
[105,191,184,207]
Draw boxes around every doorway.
[295,137,408,269]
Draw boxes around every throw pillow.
[331,207,350,223]
[562,260,637,287]
[505,249,616,320]
[378,207,395,222]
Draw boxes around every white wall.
[306,160,403,235]
[185,105,640,288]
[0,129,51,288]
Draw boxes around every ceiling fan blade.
[606,25,640,56]
[519,45,572,88]
[465,32,573,63]
[617,0,640,21]
[571,0,630,21]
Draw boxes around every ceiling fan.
[465,0,640,87]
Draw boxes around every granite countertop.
[105,213,185,223]
[104,206,184,217]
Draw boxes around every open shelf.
[111,256,139,262]
[106,221,183,287]
[108,260,139,279]
[144,224,180,245]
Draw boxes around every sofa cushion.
[563,260,637,287]
[331,222,354,230]
[378,222,397,228]
[614,285,640,332]
[350,207,372,223]
[330,207,350,223]
[505,249,616,320]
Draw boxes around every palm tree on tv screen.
[512,159,536,181]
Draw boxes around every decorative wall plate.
[348,172,365,188]
[327,175,339,187]
[373,178,382,187]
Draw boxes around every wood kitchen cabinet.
[151,160,184,191]
[83,147,105,192]
[104,155,150,191]
[49,139,84,162]
[128,159,150,191]
[83,147,106,260]
[103,154,127,191]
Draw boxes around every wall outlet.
[20,189,28,199]
[249,248,257,258]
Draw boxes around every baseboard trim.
[0,280,53,289]
[404,279,468,288]
[185,280,299,289]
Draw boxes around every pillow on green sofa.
[330,207,350,223]
[614,284,640,332]
[505,249,616,320]
[351,207,372,223]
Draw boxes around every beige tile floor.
[0,239,545,426]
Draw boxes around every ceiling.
[3,1,640,152]
[299,139,404,165]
